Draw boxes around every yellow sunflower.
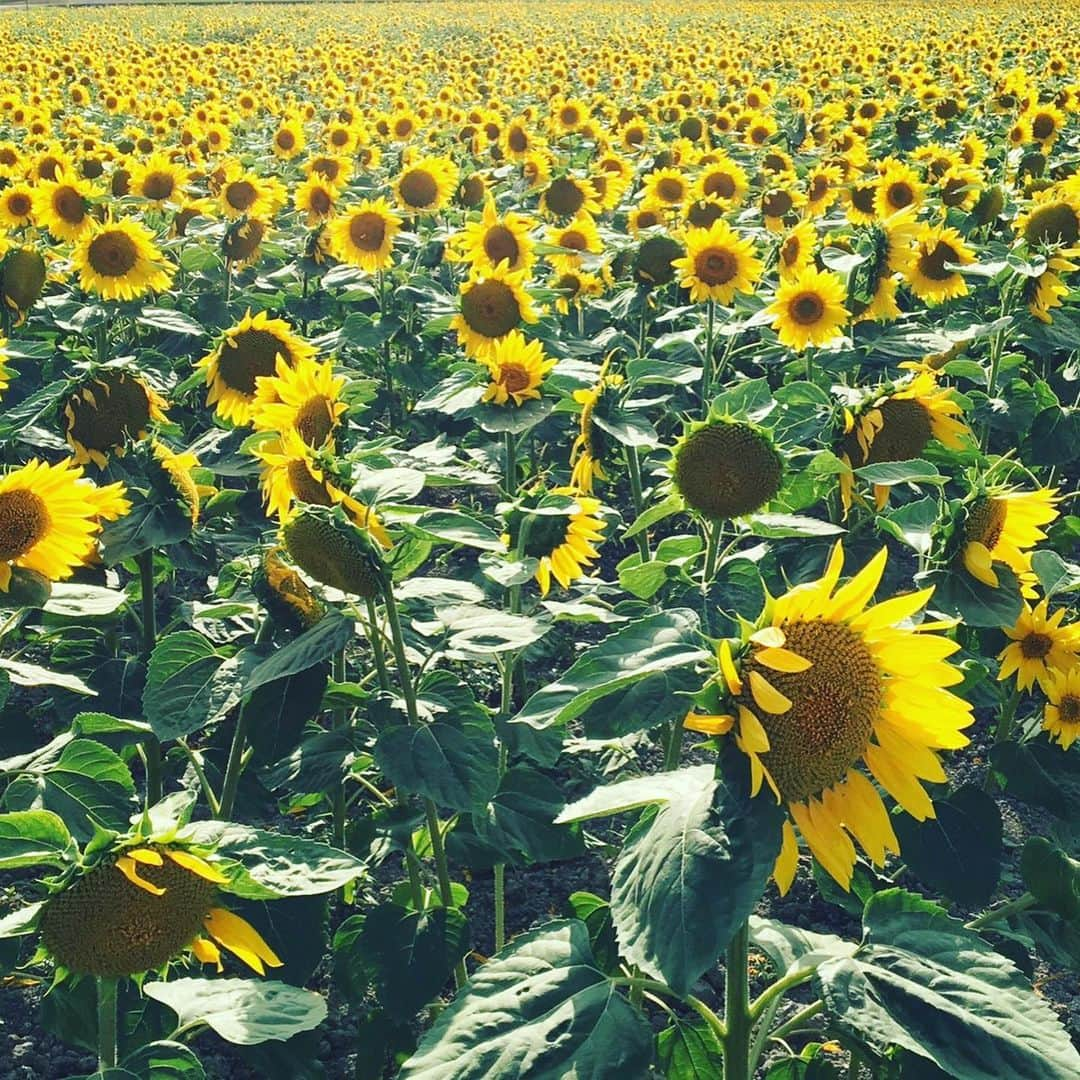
[874,161,926,219]
[253,429,391,548]
[0,336,12,402]
[251,354,346,447]
[506,487,606,597]
[199,310,316,426]
[448,198,535,275]
[1026,252,1077,324]
[766,267,849,352]
[326,197,402,273]
[216,162,287,221]
[673,219,762,305]
[151,441,211,525]
[481,330,556,407]
[393,155,458,214]
[294,174,339,227]
[1043,667,1080,751]
[272,118,306,161]
[128,153,190,206]
[546,213,603,268]
[71,219,175,302]
[40,843,281,977]
[777,221,817,281]
[1015,189,1080,249]
[451,263,539,360]
[642,167,690,211]
[539,174,600,219]
[0,184,35,230]
[62,369,169,467]
[838,372,971,513]
[905,225,974,306]
[998,599,1079,694]
[0,458,129,592]
[33,174,98,242]
[962,487,1059,595]
[569,360,625,493]
[688,543,972,893]
[692,156,749,207]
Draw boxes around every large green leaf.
[557,765,714,823]
[930,565,1024,628]
[398,920,652,1080]
[656,1018,723,1080]
[121,1041,206,1080]
[609,758,783,994]
[748,917,855,977]
[145,978,327,1046]
[815,889,1080,1080]
[334,903,469,1014]
[990,739,1080,817]
[0,810,76,869]
[243,614,354,695]
[509,610,708,764]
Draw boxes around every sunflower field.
[1,1,1080,1077]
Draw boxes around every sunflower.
[481,330,556,407]
[33,174,98,242]
[150,441,210,525]
[305,154,353,188]
[0,183,35,230]
[1043,667,1080,751]
[253,429,390,548]
[627,207,666,236]
[1024,103,1066,149]
[805,164,844,216]
[128,153,190,205]
[63,369,169,467]
[854,274,902,324]
[838,372,970,512]
[546,212,603,267]
[962,487,1059,595]
[692,156,749,207]
[199,310,316,426]
[451,263,539,360]
[766,267,848,352]
[251,354,346,447]
[252,546,326,633]
[569,360,625,493]
[998,599,1079,694]
[294,174,338,227]
[505,487,606,596]
[551,264,605,316]
[642,167,690,210]
[539,175,600,219]
[776,221,816,281]
[1015,190,1080,249]
[71,219,174,302]
[874,162,925,219]
[845,177,880,226]
[40,843,281,977]
[222,218,269,268]
[216,163,286,221]
[450,198,535,274]
[688,543,972,892]
[272,119,306,160]
[1026,252,1077,324]
[673,219,762,305]
[0,247,47,324]
[393,155,457,213]
[905,225,974,306]
[326,197,402,273]
[282,506,386,599]
[0,458,129,592]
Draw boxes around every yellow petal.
[116,856,166,896]
[749,670,792,714]
[192,935,223,972]
[863,743,935,821]
[755,646,813,673]
[127,848,164,866]
[738,704,771,752]
[773,820,800,896]
[750,626,787,648]
[852,587,935,633]
[718,639,743,695]
[962,542,998,588]
[203,908,283,975]
[826,547,888,620]
[684,712,735,736]
[166,848,230,884]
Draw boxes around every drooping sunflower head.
[200,310,315,426]
[250,353,346,447]
[1015,189,1080,250]
[632,232,683,288]
[393,155,458,214]
[282,504,386,599]
[62,368,169,467]
[221,218,269,268]
[326,197,403,273]
[671,417,784,520]
[569,359,625,493]
[766,266,849,352]
[39,841,281,979]
[1,246,48,322]
[148,440,211,525]
[451,263,539,360]
[71,219,175,303]
[673,218,763,305]
[504,486,606,597]
[688,543,972,893]
[251,545,326,634]
[481,329,556,408]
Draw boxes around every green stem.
[965,891,1037,930]
[216,702,252,821]
[686,993,728,1042]
[701,299,715,415]
[136,550,162,808]
[663,711,685,771]
[703,521,723,586]
[97,977,118,1070]
[504,430,517,497]
[363,596,391,690]
[384,576,468,988]
[177,738,220,816]
[768,999,825,1042]
[750,966,817,1021]
[332,649,347,849]
[984,686,1021,791]
[625,446,650,561]
[723,922,751,1080]
[493,862,506,953]
[981,320,1009,451]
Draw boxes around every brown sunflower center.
[852,398,933,466]
[222,219,266,263]
[545,177,585,217]
[810,175,829,201]
[7,193,31,217]
[672,421,783,519]
[695,247,738,286]
[142,172,175,201]
[1021,633,1053,659]
[560,229,588,251]
[461,279,522,338]
[40,854,218,978]
[286,459,334,505]
[656,177,684,203]
[964,496,1007,552]
[499,362,532,395]
[225,180,257,211]
[762,190,793,218]
[687,200,725,228]
[1060,695,1080,724]
[54,186,86,224]
[745,619,883,802]
[66,372,153,456]
[308,188,332,216]
[218,329,292,395]
[483,225,520,267]
[780,235,802,267]
[1023,202,1079,247]
[790,292,825,325]
[886,181,914,208]
[918,241,960,282]
[87,230,138,278]
[276,130,295,150]
[295,396,334,447]
[851,184,877,214]
[345,211,385,253]
[0,489,49,561]
[1031,114,1055,141]
[311,158,341,182]
[635,209,662,230]
[508,128,528,153]
[399,169,438,209]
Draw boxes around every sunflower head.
[481,330,556,407]
[221,218,269,268]
[1,247,48,320]
[251,354,346,448]
[451,263,539,360]
[71,219,175,303]
[62,369,168,467]
[252,546,326,634]
[671,417,784,520]
[998,598,1080,694]
[1044,667,1080,751]
[767,266,849,352]
[327,197,402,274]
[282,505,386,599]
[633,233,683,287]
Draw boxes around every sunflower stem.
[136,550,162,808]
[503,430,517,497]
[332,648,347,850]
[383,576,468,988]
[663,711,685,771]
[965,891,1037,930]
[701,299,715,415]
[363,595,391,691]
[217,701,252,821]
[723,922,752,1080]
[625,446,650,561]
[984,686,1021,792]
[96,976,118,1070]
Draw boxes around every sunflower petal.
[203,907,283,975]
